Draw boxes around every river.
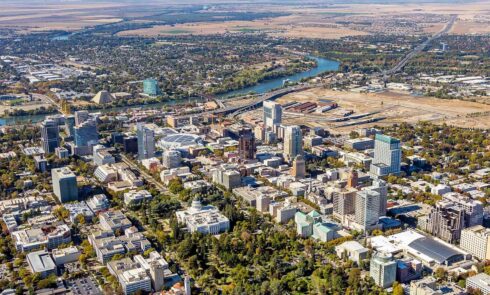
[0,56,339,126]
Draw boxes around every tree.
[392,281,404,295]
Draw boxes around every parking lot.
[66,276,102,295]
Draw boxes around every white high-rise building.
[263,101,282,129]
[364,179,388,216]
[370,134,401,177]
[283,125,303,162]
[137,123,155,161]
[460,225,490,260]
[162,150,181,169]
[370,252,397,288]
[355,190,381,231]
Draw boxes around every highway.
[383,14,457,78]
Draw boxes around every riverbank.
[0,56,339,126]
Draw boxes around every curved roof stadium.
[407,236,465,266]
[158,133,203,150]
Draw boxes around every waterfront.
[0,56,339,126]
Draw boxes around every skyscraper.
[283,125,303,162]
[238,128,256,160]
[263,101,282,129]
[364,179,388,216]
[52,167,78,203]
[143,78,160,96]
[370,134,401,177]
[64,115,76,138]
[370,252,397,288]
[355,190,381,231]
[41,119,60,154]
[291,155,306,179]
[74,118,98,148]
[74,110,90,126]
[137,123,155,160]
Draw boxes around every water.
[217,56,340,98]
[0,56,339,126]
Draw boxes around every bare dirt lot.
[260,87,490,133]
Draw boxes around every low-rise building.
[100,210,132,233]
[124,190,153,206]
[176,198,230,235]
[27,250,56,278]
[335,241,369,264]
[12,224,71,252]
[52,246,81,266]
[467,273,490,295]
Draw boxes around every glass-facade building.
[41,119,60,154]
[370,134,401,177]
[143,78,160,96]
[74,118,98,147]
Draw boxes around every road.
[120,154,169,194]
[383,14,457,78]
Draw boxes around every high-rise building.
[460,225,490,261]
[238,128,256,160]
[370,134,401,177]
[347,170,359,188]
[41,119,60,154]
[364,179,388,216]
[421,201,464,243]
[443,192,483,227]
[263,101,282,129]
[143,78,160,96]
[74,110,90,126]
[370,252,397,288]
[291,155,306,179]
[74,118,98,149]
[283,125,303,162]
[333,189,357,224]
[52,167,78,203]
[137,123,155,160]
[355,190,381,231]
[162,150,181,169]
[64,115,75,137]
[124,136,138,154]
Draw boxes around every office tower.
[74,118,98,148]
[52,167,78,203]
[365,179,388,216]
[291,155,306,179]
[64,115,75,137]
[347,170,359,188]
[143,78,160,96]
[238,128,256,160]
[137,123,155,160]
[162,150,181,169]
[283,125,303,162]
[74,110,90,126]
[421,201,464,243]
[370,134,401,177]
[263,101,282,129]
[41,119,60,154]
[355,190,381,231]
[124,136,138,154]
[111,132,124,145]
[370,252,397,288]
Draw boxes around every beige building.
[460,225,490,260]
